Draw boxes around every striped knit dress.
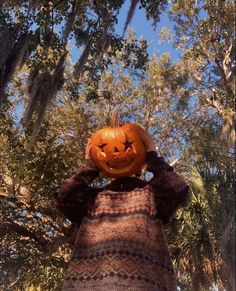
[55,152,190,291]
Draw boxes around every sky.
[70,1,182,64]
[116,0,181,60]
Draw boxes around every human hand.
[85,138,92,160]
[138,128,157,152]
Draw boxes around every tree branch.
[222,43,233,81]
[0,221,48,246]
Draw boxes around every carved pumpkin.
[90,110,146,178]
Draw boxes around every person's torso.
[62,184,176,291]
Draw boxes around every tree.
[161,1,235,289]
[169,0,235,147]
[0,0,167,138]
[168,119,235,290]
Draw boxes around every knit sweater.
[55,152,190,291]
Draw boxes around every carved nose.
[114,147,119,153]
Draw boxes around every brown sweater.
[55,152,190,291]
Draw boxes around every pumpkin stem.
[110,108,120,127]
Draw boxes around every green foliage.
[169,0,235,147]
[0,0,167,96]
[0,0,167,143]
[168,123,235,290]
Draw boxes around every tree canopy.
[0,0,167,137]
[0,0,235,290]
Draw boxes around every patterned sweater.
[55,152,190,291]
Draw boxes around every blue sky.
[116,1,181,60]
[70,1,182,64]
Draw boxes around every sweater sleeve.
[54,160,99,224]
[146,152,190,225]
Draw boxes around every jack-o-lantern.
[90,110,146,178]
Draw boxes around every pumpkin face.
[90,123,146,178]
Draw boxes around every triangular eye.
[114,146,119,153]
[124,140,133,151]
[98,143,107,151]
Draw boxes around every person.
[55,129,190,291]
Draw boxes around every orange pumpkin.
[90,111,146,178]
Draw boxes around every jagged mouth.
[107,158,135,169]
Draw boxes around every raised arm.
[147,152,190,224]
[54,140,99,224]
[139,129,190,224]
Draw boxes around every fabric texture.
[55,152,190,291]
